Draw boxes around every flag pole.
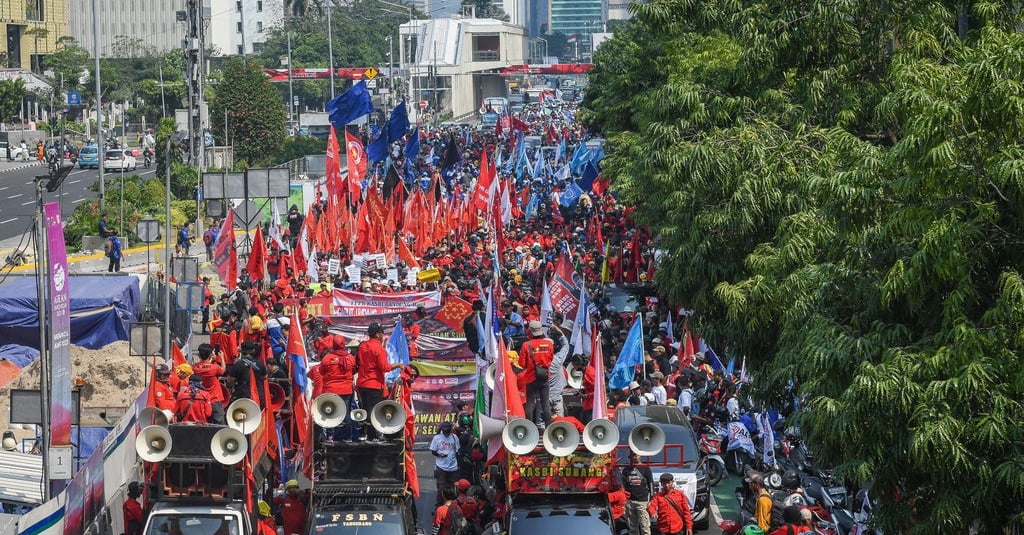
[640,315,646,381]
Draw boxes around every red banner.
[507,450,615,494]
[549,252,582,321]
[332,288,442,316]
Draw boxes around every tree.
[210,57,287,167]
[585,0,1024,531]
[0,79,26,122]
[43,37,91,90]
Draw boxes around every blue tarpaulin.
[0,276,140,349]
[0,344,39,368]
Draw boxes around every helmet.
[781,469,801,490]
[285,479,299,489]
[2,431,16,452]
[367,322,385,336]
[257,500,271,517]
[458,413,473,427]
[741,526,765,535]
[176,363,193,376]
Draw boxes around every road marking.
[21,200,33,206]
[0,186,7,191]
[9,194,22,199]
[73,198,86,204]
[68,179,81,184]
[0,218,15,224]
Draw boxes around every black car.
[507,494,613,535]
[613,405,712,530]
[310,483,419,535]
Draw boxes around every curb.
[7,243,169,273]
[0,161,46,173]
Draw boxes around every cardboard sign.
[345,265,361,284]
[327,258,341,276]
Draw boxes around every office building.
[67,0,180,57]
[2,0,69,70]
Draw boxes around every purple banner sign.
[45,202,72,447]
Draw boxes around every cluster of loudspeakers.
[484,364,584,391]
[135,399,263,466]
[311,394,407,436]
[476,415,666,458]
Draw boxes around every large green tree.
[209,57,287,167]
[0,79,26,121]
[586,0,1024,531]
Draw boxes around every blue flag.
[609,317,644,390]
[531,148,544,179]
[706,346,725,371]
[570,145,591,174]
[327,81,374,129]
[559,182,584,207]
[580,161,599,192]
[404,126,420,162]
[555,136,566,164]
[366,127,390,163]
[385,320,410,384]
[387,102,410,143]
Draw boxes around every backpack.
[203,230,214,245]
[446,503,472,535]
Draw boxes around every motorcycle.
[697,423,726,486]
[722,419,757,475]
[143,148,153,168]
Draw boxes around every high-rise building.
[2,0,69,70]
[548,0,602,58]
[67,0,180,57]
[207,0,283,56]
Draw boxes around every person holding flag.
[357,322,403,441]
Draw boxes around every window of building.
[237,45,243,54]
[257,0,263,11]
[257,21,263,32]
[236,22,242,33]
[26,0,44,21]
[236,1,242,11]
[471,34,500,62]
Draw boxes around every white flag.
[540,278,553,327]
[269,200,286,251]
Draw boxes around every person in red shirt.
[647,474,693,535]
[149,363,177,414]
[767,506,812,535]
[356,322,402,440]
[193,343,227,424]
[175,375,213,423]
[403,314,420,358]
[318,335,357,441]
[257,501,277,535]
[431,486,458,535]
[518,321,555,427]
[606,479,629,535]
[123,482,144,535]
[279,480,308,535]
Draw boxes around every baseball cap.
[659,473,675,483]
[528,320,544,336]
[455,479,470,491]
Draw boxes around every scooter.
[143,148,153,168]
[697,424,727,486]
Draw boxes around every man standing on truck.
[356,322,402,440]
[647,473,693,535]
[621,452,655,535]
[518,321,555,428]
[123,482,144,535]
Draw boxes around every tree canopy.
[584,0,1024,531]
[209,57,287,167]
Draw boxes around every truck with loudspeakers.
[306,394,420,535]
[134,399,271,535]
[478,416,624,535]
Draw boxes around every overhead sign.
[66,91,82,105]
[364,66,379,80]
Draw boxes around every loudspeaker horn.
[136,425,172,462]
[312,394,347,428]
[268,383,287,411]
[138,407,169,427]
[478,414,506,441]
[369,400,407,435]
[628,423,665,456]
[211,427,248,465]
[484,363,497,391]
[226,398,262,435]
[583,418,620,455]
[350,408,368,422]
[566,368,583,390]
[502,418,539,455]
[543,421,581,457]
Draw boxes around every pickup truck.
[143,501,252,535]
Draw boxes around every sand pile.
[0,341,148,434]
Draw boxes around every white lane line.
[20,200,33,206]
[0,218,15,224]
[73,198,86,204]
[0,186,7,191]
[9,194,23,199]
[68,179,81,184]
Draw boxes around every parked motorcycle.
[697,424,727,486]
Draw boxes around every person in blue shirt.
[106,231,122,272]
[176,224,191,254]
[501,301,525,341]
[98,215,114,238]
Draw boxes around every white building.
[207,0,284,56]
[399,16,526,121]
[67,0,182,56]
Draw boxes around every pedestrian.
[123,482,144,535]
[279,480,308,535]
[746,471,773,531]
[621,452,655,535]
[176,223,190,254]
[106,231,122,272]
[547,324,570,417]
[462,300,485,356]
[257,501,277,535]
[356,322,402,440]
[175,374,213,423]
[192,343,227,424]
[98,215,114,238]
[650,372,667,405]
[431,486,458,535]
[518,320,554,427]
[430,422,460,506]
[647,473,693,535]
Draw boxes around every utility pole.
[326,1,336,99]
[91,0,104,211]
[184,0,206,169]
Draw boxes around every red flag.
[345,130,367,202]
[246,226,268,280]
[678,320,695,369]
[326,126,344,200]
[435,296,472,331]
[171,343,187,368]
[471,149,494,212]
[145,363,158,407]
[286,311,312,475]
[212,209,238,292]
[487,336,526,465]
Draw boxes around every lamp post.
[385,35,394,109]
[91,0,105,211]
[326,2,336,99]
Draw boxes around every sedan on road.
[103,149,137,172]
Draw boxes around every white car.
[103,149,137,172]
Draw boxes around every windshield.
[81,147,97,154]
[313,511,405,535]
[106,150,124,158]
[145,514,240,535]
[510,505,612,535]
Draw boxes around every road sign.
[233,200,265,228]
[67,91,82,105]
[364,66,379,80]
[366,79,377,89]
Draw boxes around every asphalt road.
[0,156,159,244]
